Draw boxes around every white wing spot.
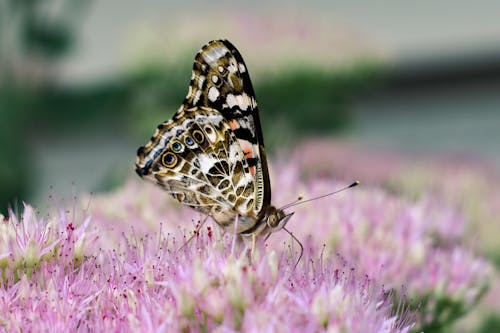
[228,62,238,73]
[198,154,215,173]
[208,87,220,102]
[226,93,250,110]
[198,75,205,89]
[226,94,237,108]
[218,66,224,73]
[228,143,241,163]
[202,46,227,65]
[212,75,219,83]
[238,63,246,73]
[193,90,202,104]
[237,94,249,110]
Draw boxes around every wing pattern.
[136,40,270,232]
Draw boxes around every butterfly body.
[136,40,292,237]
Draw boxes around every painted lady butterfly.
[135,40,294,240]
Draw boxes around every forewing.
[175,40,270,216]
[136,108,259,231]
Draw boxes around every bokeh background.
[1,1,499,331]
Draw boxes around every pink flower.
[0,203,413,332]
[1,141,493,331]
[0,204,97,284]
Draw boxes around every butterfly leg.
[238,233,257,266]
[263,228,303,271]
[177,215,210,252]
[247,233,259,265]
[230,214,239,256]
[250,233,257,260]
[283,227,303,271]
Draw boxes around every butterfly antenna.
[280,181,359,210]
[283,226,303,271]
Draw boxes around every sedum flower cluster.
[1,203,412,332]
[0,146,493,331]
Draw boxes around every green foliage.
[411,287,489,333]
[0,90,33,214]
[8,0,87,59]
[489,249,500,269]
[0,0,88,213]
[33,81,134,133]
[22,19,73,58]
[256,63,380,150]
[476,313,500,333]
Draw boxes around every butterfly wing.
[176,40,271,218]
[136,108,260,232]
[136,40,270,232]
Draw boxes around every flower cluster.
[288,139,498,330]
[0,205,412,332]
[269,159,492,332]
[290,138,500,256]
[0,205,97,285]
[0,141,494,331]
[83,162,491,332]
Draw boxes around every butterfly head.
[264,206,294,233]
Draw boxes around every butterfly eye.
[171,141,183,152]
[192,130,204,143]
[161,152,177,168]
[267,215,278,228]
[184,136,195,146]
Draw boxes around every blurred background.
[1,0,499,209]
[1,0,499,331]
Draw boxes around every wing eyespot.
[161,152,178,168]
[193,130,205,143]
[184,136,195,147]
[192,130,205,143]
[171,140,184,153]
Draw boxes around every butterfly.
[135,40,294,240]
